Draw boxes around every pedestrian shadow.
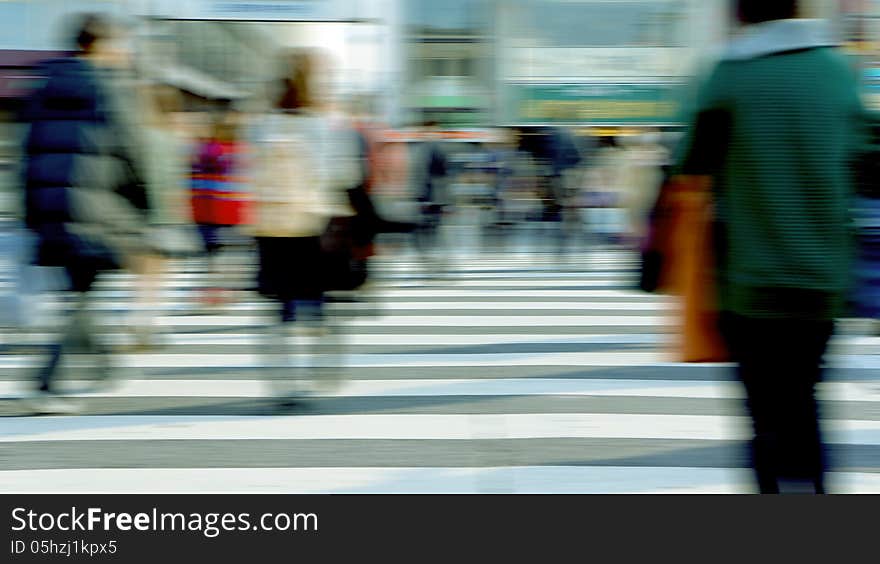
[0,382,529,416]
[553,443,880,475]
[89,394,520,417]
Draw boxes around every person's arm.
[98,70,152,216]
[675,65,730,177]
[77,69,158,259]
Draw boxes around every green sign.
[503,83,684,125]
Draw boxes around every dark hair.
[72,13,115,53]
[736,0,797,24]
[276,50,315,111]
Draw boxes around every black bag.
[320,215,367,292]
[639,106,731,294]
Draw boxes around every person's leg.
[73,288,114,386]
[207,225,221,284]
[259,298,293,405]
[719,312,780,493]
[273,236,325,403]
[721,312,834,494]
[549,177,568,258]
[265,252,304,402]
[413,211,429,265]
[281,297,323,402]
[417,210,440,274]
[776,319,834,493]
[37,259,98,394]
[196,224,214,273]
[36,343,62,394]
[740,354,783,493]
[299,235,327,333]
[129,253,165,349]
[256,238,288,402]
[315,296,346,395]
[33,289,95,415]
[204,226,231,305]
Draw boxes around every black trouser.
[719,312,834,494]
[38,291,110,393]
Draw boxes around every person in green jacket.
[677,0,869,494]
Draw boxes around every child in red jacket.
[190,110,250,305]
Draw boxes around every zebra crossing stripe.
[2,413,879,444]
[2,466,878,494]
[1,379,879,402]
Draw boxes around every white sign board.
[503,47,694,82]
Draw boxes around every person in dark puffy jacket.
[21,13,152,413]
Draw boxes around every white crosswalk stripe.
[1,248,878,493]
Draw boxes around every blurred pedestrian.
[342,95,417,291]
[189,106,250,307]
[676,0,869,493]
[414,120,450,273]
[21,13,155,413]
[547,127,583,255]
[130,83,193,350]
[620,130,668,247]
[584,135,626,246]
[249,49,359,404]
[483,129,519,249]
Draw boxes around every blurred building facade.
[0,1,874,153]
[402,0,494,127]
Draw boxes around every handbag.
[652,105,732,362]
[663,176,729,362]
[320,215,367,293]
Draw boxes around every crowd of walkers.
[11,11,678,410]
[16,14,422,412]
[5,0,880,494]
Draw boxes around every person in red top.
[190,108,250,305]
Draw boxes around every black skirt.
[256,236,324,302]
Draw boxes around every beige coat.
[248,112,359,238]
